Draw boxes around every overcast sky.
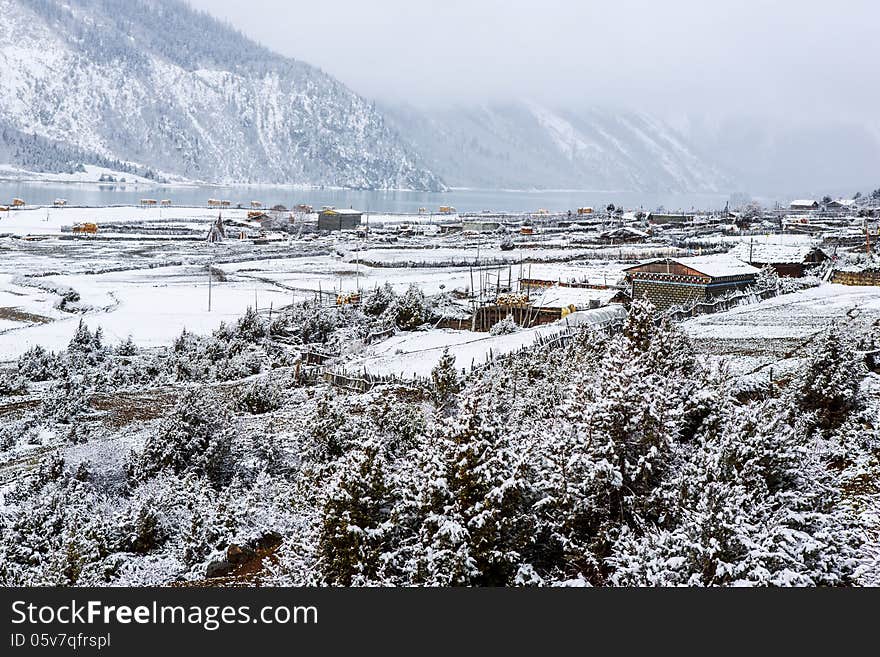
[188,0,880,120]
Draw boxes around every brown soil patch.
[0,398,40,418]
[90,390,180,428]
[0,307,53,324]
[170,540,284,588]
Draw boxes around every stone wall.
[831,270,880,286]
[632,279,754,311]
[632,280,707,311]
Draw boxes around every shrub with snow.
[489,314,520,336]
[236,378,284,415]
[394,284,432,330]
[0,372,28,396]
[132,390,232,484]
[18,345,60,382]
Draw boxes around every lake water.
[0,181,734,214]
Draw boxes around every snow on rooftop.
[676,254,761,277]
[628,255,760,278]
[790,199,818,206]
[727,242,822,264]
[530,285,618,309]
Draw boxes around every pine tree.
[135,390,231,483]
[412,398,536,585]
[610,398,863,586]
[318,440,393,585]
[431,348,460,410]
[755,264,779,291]
[793,326,862,435]
[622,295,657,352]
[395,284,431,330]
[362,282,397,317]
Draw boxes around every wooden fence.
[322,370,429,393]
[366,323,396,343]
[665,287,778,322]
[325,309,626,392]
[301,350,333,365]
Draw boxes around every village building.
[529,285,622,312]
[831,263,880,286]
[646,212,694,225]
[789,199,819,211]
[623,255,759,311]
[462,220,501,233]
[598,226,649,243]
[318,208,363,231]
[728,243,828,277]
[826,198,856,210]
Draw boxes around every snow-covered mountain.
[388,101,880,196]
[670,114,880,196]
[0,0,444,190]
[385,102,733,193]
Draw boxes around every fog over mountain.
[384,102,732,193]
[189,0,880,197]
[2,0,878,195]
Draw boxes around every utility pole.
[207,263,212,312]
[356,238,361,294]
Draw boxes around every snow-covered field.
[3,204,878,378]
[0,266,296,359]
[684,232,819,246]
[0,204,657,362]
[684,284,880,380]
[685,284,880,344]
[0,204,254,236]
[338,306,626,379]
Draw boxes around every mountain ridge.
[0,0,445,190]
[383,101,734,194]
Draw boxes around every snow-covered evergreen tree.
[793,326,862,435]
[318,440,393,585]
[395,284,432,330]
[489,314,520,336]
[611,398,863,586]
[431,348,460,410]
[133,390,232,483]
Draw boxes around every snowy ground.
[0,163,167,186]
[0,204,255,235]
[336,306,626,379]
[683,232,819,247]
[0,205,651,362]
[3,203,877,377]
[684,284,880,379]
